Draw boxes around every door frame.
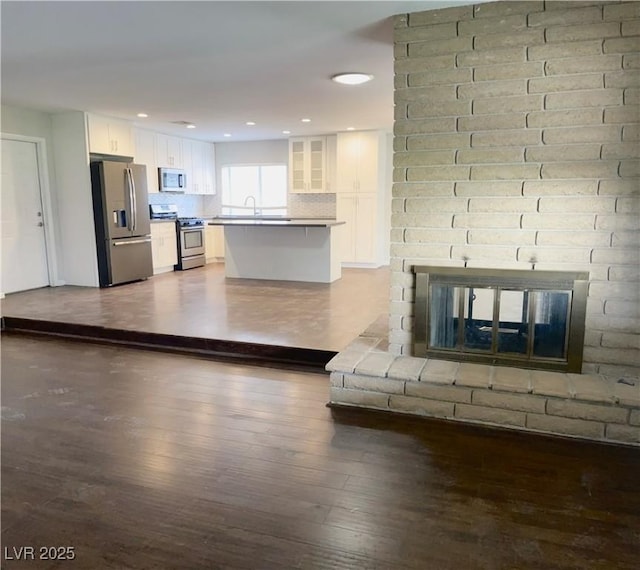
[1,132,62,295]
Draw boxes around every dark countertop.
[208,218,345,228]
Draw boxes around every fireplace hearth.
[414,267,589,373]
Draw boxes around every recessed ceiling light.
[246,121,256,126]
[282,130,291,135]
[331,73,374,85]
[347,127,355,131]
[301,118,311,123]
[137,113,148,118]
[223,133,232,137]
[186,124,196,129]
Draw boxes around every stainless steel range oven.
[176,217,205,270]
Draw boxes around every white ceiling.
[2,0,475,142]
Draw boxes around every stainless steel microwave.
[158,167,186,193]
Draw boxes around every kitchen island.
[208,218,345,283]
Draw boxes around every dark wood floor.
[2,334,639,569]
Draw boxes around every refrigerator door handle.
[130,168,137,232]
[125,168,137,232]
[112,238,152,246]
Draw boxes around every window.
[221,164,287,215]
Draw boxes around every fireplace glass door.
[415,267,588,372]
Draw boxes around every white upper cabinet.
[155,133,183,168]
[134,128,159,194]
[288,136,329,193]
[336,130,383,193]
[183,140,216,195]
[87,113,135,157]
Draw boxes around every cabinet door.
[182,139,197,193]
[87,114,134,157]
[202,143,216,195]
[150,223,177,271]
[308,137,326,192]
[108,120,135,157]
[289,139,306,193]
[355,131,380,192]
[87,114,111,155]
[336,132,360,192]
[156,134,183,168]
[134,129,158,193]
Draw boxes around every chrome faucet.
[244,195,257,216]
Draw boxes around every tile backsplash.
[148,193,209,218]
[288,193,336,218]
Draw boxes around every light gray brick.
[590,281,640,301]
[455,181,523,197]
[523,180,598,197]
[326,350,366,373]
[596,214,640,230]
[609,265,640,281]
[619,159,640,178]
[354,352,397,377]
[528,109,604,130]
[531,371,571,398]
[396,84,456,103]
[391,213,454,229]
[624,53,640,69]
[603,2,640,22]
[528,74,604,95]
[545,89,624,110]
[408,100,470,119]
[475,29,546,51]
[408,37,472,58]
[387,356,427,381]
[605,70,640,89]
[456,403,526,427]
[614,380,640,407]
[458,113,526,132]
[526,144,601,163]
[474,95,542,115]
[605,424,640,444]
[395,55,456,75]
[468,197,537,213]
[407,133,470,151]
[545,22,622,43]
[602,142,640,159]
[604,105,640,124]
[569,373,616,403]
[492,367,532,393]
[405,197,463,213]
[539,195,616,215]
[395,150,454,167]
[529,40,604,61]
[395,21,456,42]
[474,61,544,82]
[604,37,640,55]
[452,245,518,262]
[474,1,544,19]
[593,247,639,265]
[393,181,454,197]
[344,374,405,395]
[588,315,640,335]
[471,129,541,148]
[394,117,455,136]
[404,228,466,244]
[457,47,526,67]
[536,230,610,247]
[547,399,629,424]
[459,14,528,36]
[419,359,458,384]
[330,387,389,409]
[470,164,541,180]
[406,381,472,404]
[521,213,596,230]
[330,372,344,388]
[468,229,536,246]
[408,68,471,87]
[455,363,492,388]
[545,54,622,76]
[407,165,470,182]
[602,332,640,352]
[517,246,591,264]
[526,413,605,439]
[630,409,640,426]
[388,395,455,418]
[473,390,546,413]
[611,230,640,246]
[390,243,451,260]
[528,5,603,28]
[453,213,521,229]
[623,124,640,141]
[541,161,620,180]
[457,148,524,164]
[458,79,526,100]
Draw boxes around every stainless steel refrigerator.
[90,160,153,287]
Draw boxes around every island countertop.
[208,218,344,228]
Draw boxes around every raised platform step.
[1,317,336,373]
[327,330,640,447]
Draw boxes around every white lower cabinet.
[150,222,178,273]
[336,193,377,265]
[205,225,224,262]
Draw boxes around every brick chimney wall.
[391,1,639,379]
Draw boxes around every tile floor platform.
[327,320,640,447]
[1,263,390,371]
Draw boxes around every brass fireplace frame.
[413,266,589,373]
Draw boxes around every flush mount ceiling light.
[331,72,374,85]
[301,118,311,123]
[186,124,196,129]
[246,121,256,126]
[282,130,291,134]
[137,112,148,118]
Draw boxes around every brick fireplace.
[327,1,639,445]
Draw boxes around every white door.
[1,138,50,294]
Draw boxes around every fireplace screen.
[414,267,588,372]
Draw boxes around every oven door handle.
[113,238,151,246]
